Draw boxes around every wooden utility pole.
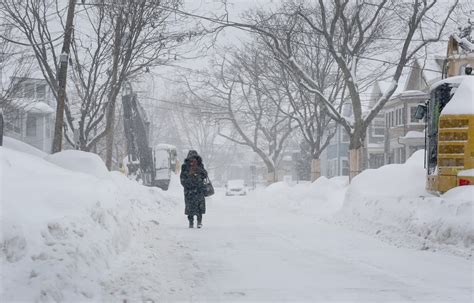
[105,8,123,170]
[52,0,76,153]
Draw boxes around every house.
[320,123,350,177]
[320,104,352,178]
[383,20,474,165]
[383,90,428,164]
[444,20,474,77]
[3,77,55,153]
[382,57,444,164]
[365,83,388,169]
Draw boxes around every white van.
[225,179,247,196]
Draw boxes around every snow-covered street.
[2,140,473,302]
[101,190,473,302]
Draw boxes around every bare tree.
[170,92,222,170]
[187,48,296,183]
[255,30,346,181]
[0,24,32,145]
[98,0,204,169]
[226,0,459,179]
[1,0,196,164]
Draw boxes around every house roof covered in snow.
[11,99,55,114]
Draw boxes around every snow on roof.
[441,76,474,116]
[155,143,176,151]
[24,101,55,114]
[452,33,474,53]
[378,74,409,97]
[10,99,55,114]
[417,57,443,83]
[402,131,425,139]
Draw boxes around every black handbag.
[204,177,215,197]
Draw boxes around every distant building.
[365,83,387,169]
[378,55,445,164]
[3,77,55,153]
[320,123,350,177]
[383,90,427,164]
[320,103,352,178]
[444,20,474,77]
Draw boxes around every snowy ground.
[1,138,473,302]
[101,190,472,302]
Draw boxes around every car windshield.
[227,180,244,188]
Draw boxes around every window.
[385,113,389,127]
[341,159,349,176]
[390,111,394,127]
[369,154,384,169]
[24,83,35,98]
[341,130,350,143]
[45,117,51,138]
[410,106,421,123]
[26,114,37,136]
[6,109,22,133]
[328,159,337,178]
[395,109,399,126]
[11,81,23,98]
[372,118,385,137]
[374,127,384,136]
[37,84,46,99]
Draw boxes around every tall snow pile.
[339,150,473,253]
[0,139,177,302]
[256,150,473,255]
[255,176,348,216]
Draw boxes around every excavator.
[122,93,177,190]
[415,75,474,193]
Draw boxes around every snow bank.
[339,150,473,253]
[3,136,47,158]
[0,146,175,302]
[254,176,348,216]
[256,151,472,255]
[46,150,110,179]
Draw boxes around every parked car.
[225,179,247,196]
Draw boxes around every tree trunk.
[349,147,365,181]
[266,167,277,184]
[310,158,321,181]
[0,110,3,146]
[105,10,123,170]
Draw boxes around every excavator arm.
[122,93,155,186]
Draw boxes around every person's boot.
[197,216,202,229]
[189,221,194,228]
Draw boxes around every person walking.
[180,150,208,228]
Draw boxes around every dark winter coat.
[180,151,208,216]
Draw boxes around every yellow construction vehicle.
[415,75,474,193]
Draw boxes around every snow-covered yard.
[1,138,473,302]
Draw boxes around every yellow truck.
[415,75,474,193]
